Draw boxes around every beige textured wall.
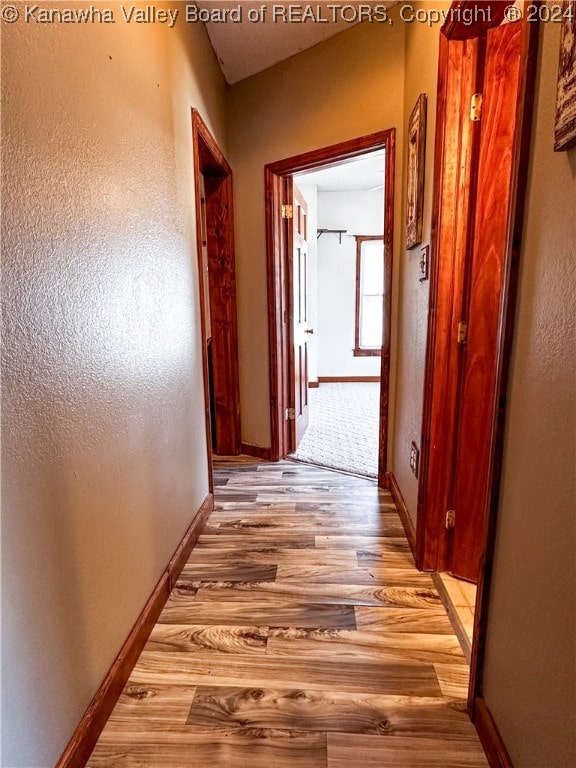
[1,8,227,767]
[482,21,576,767]
[392,3,446,522]
[229,14,406,448]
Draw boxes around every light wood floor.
[88,457,488,767]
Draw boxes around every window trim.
[354,235,385,357]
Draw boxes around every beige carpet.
[289,382,380,477]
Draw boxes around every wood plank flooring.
[88,457,487,767]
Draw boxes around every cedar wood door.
[450,20,529,582]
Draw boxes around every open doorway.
[286,151,386,478]
[415,13,538,739]
[265,130,395,487]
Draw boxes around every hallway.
[88,457,487,767]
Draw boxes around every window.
[354,236,384,356]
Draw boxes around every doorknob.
[305,328,315,334]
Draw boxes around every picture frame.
[406,93,427,249]
[555,0,576,152]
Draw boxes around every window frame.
[354,235,385,357]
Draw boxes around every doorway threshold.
[286,456,377,483]
[432,572,477,662]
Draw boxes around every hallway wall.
[392,3,444,523]
[229,12,406,451]
[482,20,576,767]
[1,10,227,768]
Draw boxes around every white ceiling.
[197,1,397,84]
[295,149,385,192]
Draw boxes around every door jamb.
[264,130,395,486]
[192,110,241,490]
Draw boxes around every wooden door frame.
[265,130,395,486]
[416,31,485,574]
[192,109,241,490]
[414,4,540,758]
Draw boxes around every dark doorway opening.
[192,110,241,489]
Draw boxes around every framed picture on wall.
[406,93,427,249]
[555,1,576,151]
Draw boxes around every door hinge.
[446,509,456,529]
[281,204,293,219]
[470,93,482,121]
[285,407,295,420]
[457,320,468,345]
